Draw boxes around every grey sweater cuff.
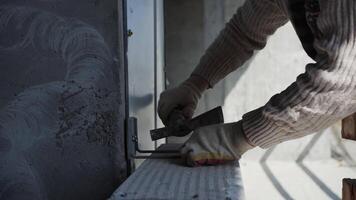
[242,107,282,148]
[233,121,255,155]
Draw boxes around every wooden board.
[343,179,356,200]
[342,113,356,140]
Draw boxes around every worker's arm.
[242,0,356,148]
[192,0,288,87]
[180,0,356,166]
[158,0,288,124]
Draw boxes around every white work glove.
[181,121,254,167]
[158,75,209,125]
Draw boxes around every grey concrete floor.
[240,126,356,200]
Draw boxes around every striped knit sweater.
[192,0,356,148]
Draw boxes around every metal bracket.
[126,117,181,172]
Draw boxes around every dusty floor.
[240,126,356,200]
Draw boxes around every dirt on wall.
[0,2,127,200]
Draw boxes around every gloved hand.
[158,75,209,125]
[180,121,254,167]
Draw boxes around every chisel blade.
[150,106,224,141]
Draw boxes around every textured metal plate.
[110,144,245,200]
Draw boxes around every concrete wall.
[0,1,127,199]
[165,0,230,143]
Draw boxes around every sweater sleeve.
[242,0,356,148]
[192,0,288,87]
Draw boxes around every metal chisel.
[150,106,224,141]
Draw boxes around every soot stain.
[56,82,117,148]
